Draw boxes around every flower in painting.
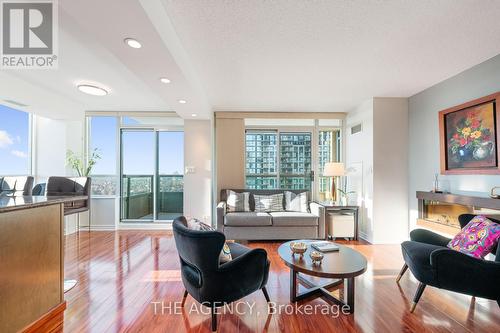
[449,109,492,160]
[470,130,482,139]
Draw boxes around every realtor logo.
[1,0,58,68]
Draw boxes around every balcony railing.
[121,174,183,220]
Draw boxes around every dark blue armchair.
[172,216,270,331]
[398,214,500,312]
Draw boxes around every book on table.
[310,241,339,252]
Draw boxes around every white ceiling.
[1,0,500,119]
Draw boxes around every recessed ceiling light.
[160,77,171,84]
[178,99,187,104]
[124,38,142,49]
[191,113,197,117]
[77,84,108,96]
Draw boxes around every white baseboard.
[118,223,173,230]
[358,231,372,244]
[79,225,116,231]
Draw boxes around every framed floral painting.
[439,92,500,175]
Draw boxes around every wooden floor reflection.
[63,231,500,332]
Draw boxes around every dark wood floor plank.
[62,231,499,332]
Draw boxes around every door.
[120,129,184,222]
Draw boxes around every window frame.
[244,122,342,200]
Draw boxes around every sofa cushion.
[254,193,284,212]
[225,212,272,227]
[284,191,308,212]
[269,212,318,227]
[226,190,251,212]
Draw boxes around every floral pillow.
[447,215,500,258]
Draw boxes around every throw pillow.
[187,219,232,263]
[285,191,308,212]
[447,215,500,258]
[226,190,250,212]
[254,193,284,212]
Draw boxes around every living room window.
[0,104,32,176]
[88,116,118,196]
[245,121,342,199]
[245,130,313,190]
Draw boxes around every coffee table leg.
[345,277,355,313]
[290,269,298,302]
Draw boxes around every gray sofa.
[217,189,326,240]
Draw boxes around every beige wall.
[373,97,409,243]
[215,117,245,199]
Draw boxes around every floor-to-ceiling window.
[88,116,118,195]
[0,105,31,176]
[87,113,184,223]
[244,119,341,200]
[245,130,313,190]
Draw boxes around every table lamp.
[323,162,345,204]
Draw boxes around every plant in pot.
[66,148,101,176]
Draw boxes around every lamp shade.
[323,162,345,176]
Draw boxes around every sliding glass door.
[120,129,183,222]
[157,131,184,220]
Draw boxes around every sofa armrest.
[216,201,226,232]
[310,202,326,239]
[430,248,500,298]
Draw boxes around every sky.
[91,117,184,175]
[0,104,30,175]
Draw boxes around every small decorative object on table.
[309,251,324,265]
[290,241,307,257]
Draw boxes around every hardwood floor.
[63,231,499,332]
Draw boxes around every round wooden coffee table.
[278,240,367,313]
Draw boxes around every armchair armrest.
[410,228,451,247]
[217,248,270,301]
[310,202,326,239]
[216,201,226,232]
[430,248,500,299]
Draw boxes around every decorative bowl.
[290,242,307,257]
[310,251,324,265]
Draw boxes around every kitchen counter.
[0,195,87,332]
[0,195,88,213]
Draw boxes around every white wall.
[372,98,409,243]
[408,54,500,229]
[184,119,212,223]
[346,100,374,242]
[34,116,67,183]
[346,98,409,244]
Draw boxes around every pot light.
[77,84,108,96]
[160,77,171,84]
[178,99,187,104]
[191,113,197,117]
[124,38,142,49]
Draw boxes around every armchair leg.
[396,263,408,283]
[410,283,426,313]
[262,286,271,303]
[181,289,188,307]
[211,305,217,332]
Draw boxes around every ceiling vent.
[350,123,362,135]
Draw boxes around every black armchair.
[398,214,500,312]
[172,216,270,331]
